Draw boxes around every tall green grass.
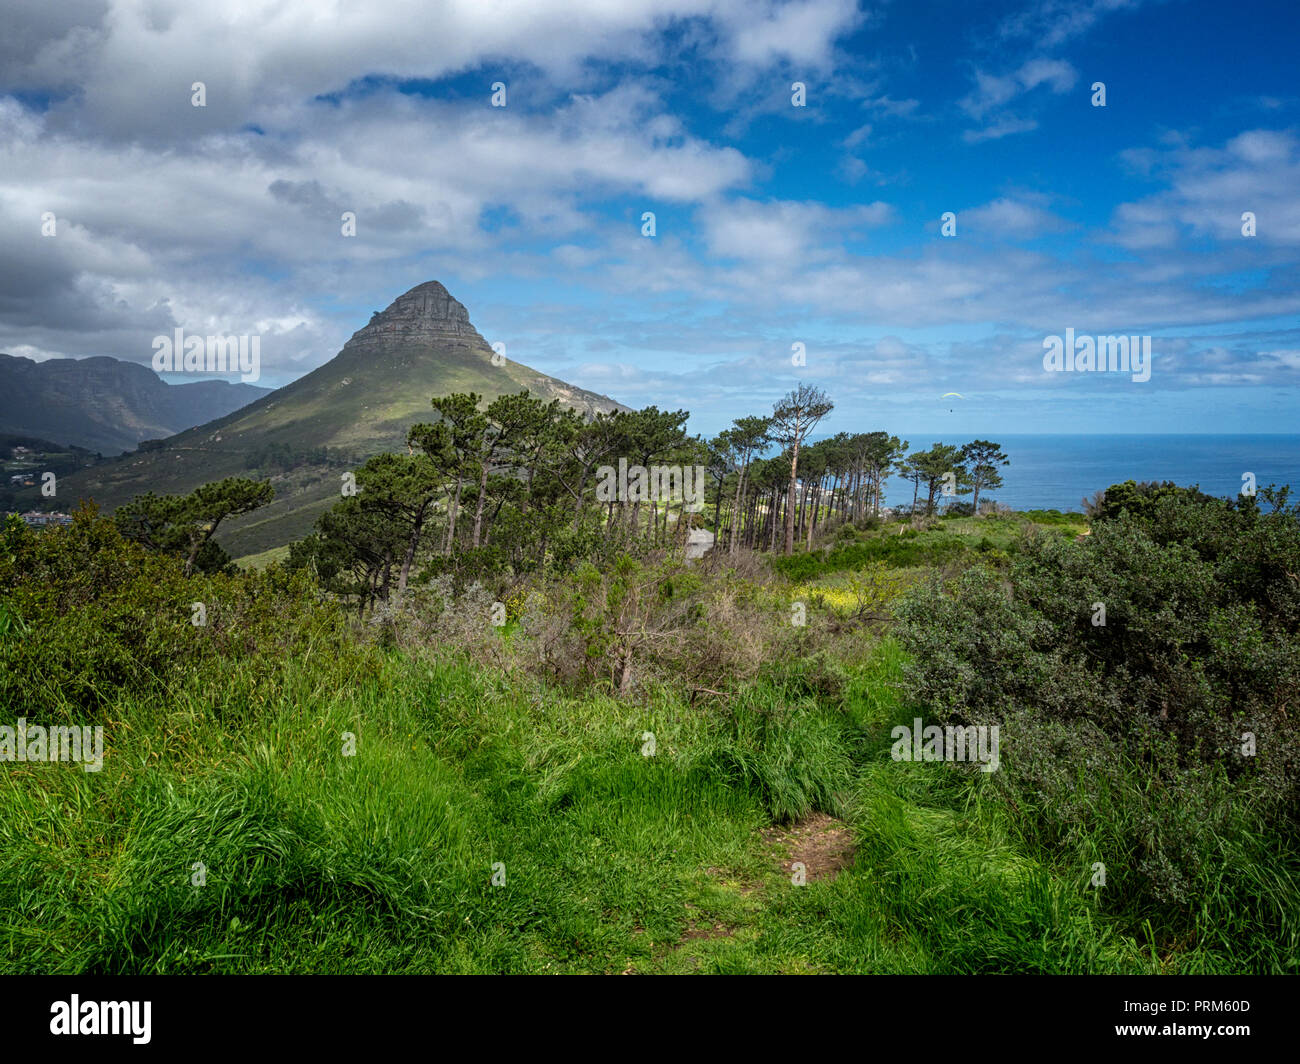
[6,632,1287,973]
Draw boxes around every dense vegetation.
[898,485,1300,966]
[1,391,1295,974]
[268,386,1009,607]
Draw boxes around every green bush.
[1092,480,1217,524]
[895,488,1300,961]
[1020,509,1085,526]
[0,510,354,722]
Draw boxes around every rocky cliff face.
[343,281,490,352]
[333,280,627,418]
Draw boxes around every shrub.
[1092,480,1218,524]
[0,510,353,722]
[894,487,1300,932]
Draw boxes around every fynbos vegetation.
[3,377,1296,977]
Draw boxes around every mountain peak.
[56,279,627,554]
[344,280,486,351]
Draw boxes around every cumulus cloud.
[0,0,1294,431]
[697,198,893,261]
[0,76,751,374]
[960,197,1072,238]
[3,0,866,141]
[1109,129,1300,248]
[724,0,865,68]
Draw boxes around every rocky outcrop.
[343,281,490,352]
[338,280,629,417]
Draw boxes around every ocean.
[877,435,1300,512]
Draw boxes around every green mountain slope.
[62,281,628,556]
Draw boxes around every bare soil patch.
[761,812,856,883]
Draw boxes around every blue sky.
[1,0,1297,437]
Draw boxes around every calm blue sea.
[878,435,1300,512]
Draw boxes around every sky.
[1,0,1298,438]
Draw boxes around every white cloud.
[697,198,893,261]
[963,117,1038,143]
[725,0,865,68]
[842,122,872,149]
[861,94,921,118]
[998,0,1142,49]
[1108,129,1300,248]
[4,0,866,142]
[0,2,1294,424]
[961,197,1071,237]
[960,72,1021,121]
[959,58,1076,141]
[1017,57,1077,93]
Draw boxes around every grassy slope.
[0,637,1173,974]
[233,545,290,570]
[6,510,1291,974]
[781,511,1089,598]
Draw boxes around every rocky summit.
[344,281,486,351]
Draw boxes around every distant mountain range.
[61,281,628,557]
[0,352,270,455]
